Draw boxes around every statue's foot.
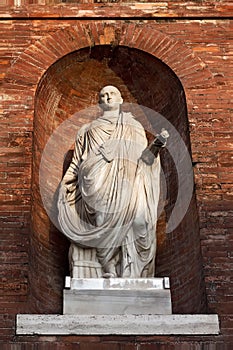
[102,272,117,278]
[102,261,117,278]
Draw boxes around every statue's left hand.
[160,128,169,139]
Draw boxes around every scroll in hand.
[141,128,169,165]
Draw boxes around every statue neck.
[102,109,121,122]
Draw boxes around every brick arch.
[4,22,213,314]
[5,22,213,95]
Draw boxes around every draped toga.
[58,112,161,277]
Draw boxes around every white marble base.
[16,314,220,335]
[63,277,172,315]
[65,277,170,290]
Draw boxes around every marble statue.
[58,86,168,279]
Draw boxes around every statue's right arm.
[61,126,88,192]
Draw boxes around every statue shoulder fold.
[122,112,144,129]
[75,123,91,141]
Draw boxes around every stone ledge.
[0,3,232,19]
[16,314,219,335]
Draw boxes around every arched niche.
[31,45,207,314]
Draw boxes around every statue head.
[99,86,123,111]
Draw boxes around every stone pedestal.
[63,277,172,315]
[16,276,220,336]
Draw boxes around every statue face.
[99,86,123,111]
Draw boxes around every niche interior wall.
[0,8,232,349]
[33,44,206,315]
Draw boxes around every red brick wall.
[0,3,232,349]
